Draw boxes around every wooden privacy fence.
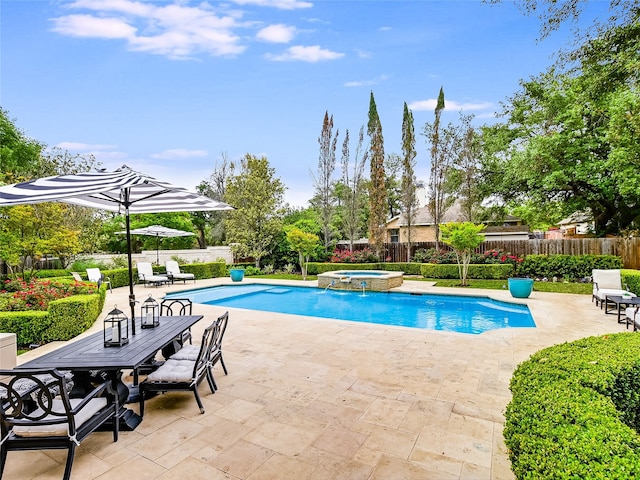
[375,238,640,269]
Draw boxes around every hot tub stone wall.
[318,271,403,291]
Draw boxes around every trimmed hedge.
[420,263,513,279]
[306,262,423,275]
[505,333,640,479]
[0,284,107,347]
[518,254,623,279]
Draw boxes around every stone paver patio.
[6,277,628,479]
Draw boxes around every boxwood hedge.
[505,333,640,479]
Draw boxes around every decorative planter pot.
[508,278,534,298]
[230,269,245,282]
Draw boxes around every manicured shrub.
[505,333,640,479]
[420,263,513,279]
[517,254,623,280]
[45,294,103,342]
[0,311,50,347]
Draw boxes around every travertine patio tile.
[94,455,166,479]
[154,437,211,469]
[246,453,316,480]
[156,456,235,479]
[312,425,368,457]
[409,448,463,477]
[215,398,264,423]
[359,397,412,429]
[399,397,454,433]
[304,399,364,428]
[461,461,492,480]
[446,412,495,440]
[208,439,274,478]
[360,426,418,459]
[194,417,253,452]
[369,454,458,480]
[415,425,493,468]
[307,457,373,480]
[244,420,324,456]
[127,417,205,460]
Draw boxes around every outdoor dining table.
[16,314,203,430]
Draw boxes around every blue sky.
[1,0,609,206]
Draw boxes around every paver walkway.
[7,278,628,479]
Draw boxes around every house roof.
[389,203,465,227]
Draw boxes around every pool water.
[166,284,535,334]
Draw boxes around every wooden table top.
[17,315,203,371]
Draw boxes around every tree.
[400,102,417,261]
[0,108,44,184]
[0,203,82,275]
[224,154,285,268]
[452,114,483,222]
[313,111,338,254]
[285,226,320,280]
[195,153,232,247]
[367,91,388,259]
[338,127,369,251]
[440,222,486,287]
[384,153,402,218]
[424,87,456,248]
[481,17,640,235]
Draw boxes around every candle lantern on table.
[104,305,130,347]
[141,294,160,328]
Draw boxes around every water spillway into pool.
[165,284,536,334]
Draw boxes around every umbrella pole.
[124,201,137,335]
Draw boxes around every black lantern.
[104,305,129,347]
[141,294,160,328]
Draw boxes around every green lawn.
[256,274,591,294]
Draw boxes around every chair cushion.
[172,273,195,280]
[593,269,623,290]
[625,307,639,321]
[12,397,108,437]
[169,345,200,361]
[594,289,635,300]
[146,359,195,383]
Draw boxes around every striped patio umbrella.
[0,165,233,332]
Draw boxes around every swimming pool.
[317,269,403,291]
[166,284,535,334]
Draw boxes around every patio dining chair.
[139,320,217,416]
[0,368,118,480]
[160,298,194,358]
[170,312,229,391]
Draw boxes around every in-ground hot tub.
[317,270,404,291]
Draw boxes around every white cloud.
[51,14,136,38]
[257,24,296,43]
[229,0,313,9]
[344,75,389,88]
[408,99,494,111]
[379,26,392,32]
[265,45,344,62]
[151,149,208,160]
[50,1,247,59]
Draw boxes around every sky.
[1,0,610,207]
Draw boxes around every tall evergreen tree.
[339,126,368,251]
[426,86,451,249]
[400,102,417,261]
[367,91,388,259]
[312,111,338,254]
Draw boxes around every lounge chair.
[165,260,196,284]
[70,272,83,282]
[625,305,640,331]
[592,269,635,308]
[86,268,112,292]
[136,262,169,287]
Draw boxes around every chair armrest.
[69,379,114,414]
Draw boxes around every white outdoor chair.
[625,305,640,331]
[165,260,195,284]
[86,268,112,292]
[136,262,169,287]
[592,269,635,308]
